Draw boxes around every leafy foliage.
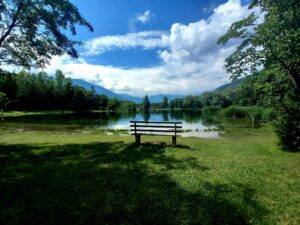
[0,0,93,68]
[160,96,168,108]
[219,0,300,151]
[0,69,136,111]
[107,98,120,110]
[143,95,150,112]
[218,0,300,90]
[0,91,9,110]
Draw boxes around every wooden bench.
[130,121,182,146]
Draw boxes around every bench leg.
[172,136,176,147]
[135,134,141,145]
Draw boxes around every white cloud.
[159,0,251,64]
[129,10,155,32]
[84,31,168,55]
[45,0,258,97]
[136,10,153,24]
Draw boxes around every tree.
[183,95,201,109]
[0,0,93,68]
[0,91,10,113]
[120,101,136,111]
[218,0,300,90]
[53,70,73,111]
[107,98,120,110]
[200,92,230,108]
[169,99,175,109]
[0,69,17,103]
[160,96,168,108]
[218,0,300,151]
[98,94,108,109]
[143,95,150,112]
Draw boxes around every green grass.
[0,128,299,225]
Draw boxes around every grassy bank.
[0,128,299,225]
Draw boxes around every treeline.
[149,73,280,124]
[152,73,277,111]
[0,69,136,111]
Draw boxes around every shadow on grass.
[0,142,268,225]
[138,141,192,150]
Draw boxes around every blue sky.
[45,0,255,97]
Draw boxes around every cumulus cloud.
[159,0,251,64]
[45,0,257,96]
[84,31,168,55]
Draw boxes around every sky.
[44,0,255,97]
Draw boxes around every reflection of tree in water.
[104,112,122,124]
[183,111,202,123]
[118,111,137,120]
[169,110,202,123]
[162,111,169,121]
[201,113,221,127]
[169,110,183,121]
[3,112,125,128]
[143,111,150,122]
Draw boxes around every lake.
[0,111,257,138]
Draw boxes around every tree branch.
[0,2,24,48]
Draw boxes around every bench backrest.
[130,121,182,136]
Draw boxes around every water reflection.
[0,111,256,138]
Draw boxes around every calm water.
[0,111,256,138]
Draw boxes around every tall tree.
[0,91,10,112]
[218,0,300,151]
[143,95,150,112]
[218,0,300,90]
[107,98,120,110]
[161,96,168,108]
[0,0,93,68]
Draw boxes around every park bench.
[130,121,182,146]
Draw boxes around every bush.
[275,111,300,152]
[246,107,264,124]
[201,106,221,115]
[262,108,277,122]
[221,105,265,124]
[274,94,300,152]
[221,105,248,118]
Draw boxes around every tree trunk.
[290,70,300,91]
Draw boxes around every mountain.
[71,79,122,99]
[149,94,185,103]
[215,78,244,92]
[118,94,142,103]
[71,79,185,103]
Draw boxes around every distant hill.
[215,78,244,92]
[118,94,142,103]
[72,79,123,99]
[149,94,185,103]
[71,79,185,103]
[72,78,247,104]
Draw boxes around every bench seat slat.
[130,125,182,129]
[130,121,182,124]
[130,133,182,137]
[130,129,182,133]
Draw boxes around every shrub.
[246,107,264,124]
[221,105,248,118]
[274,93,300,152]
[201,106,221,115]
[221,105,266,124]
[262,108,277,122]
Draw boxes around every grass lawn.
[0,128,299,225]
